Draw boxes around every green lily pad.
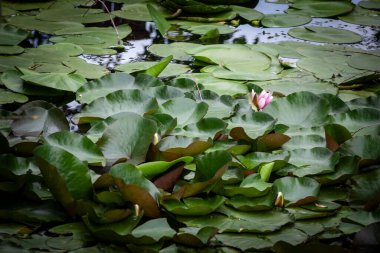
[263,91,330,128]
[34,145,93,216]
[136,156,193,179]
[43,132,106,166]
[221,173,273,198]
[148,42,198,61]
[113,3,170,21]
[11,101,69,137]
[162,196,225,216]
[1,70,64,96]
[277,147,339,177]
[73,89,159,124]
[273,176,320,207]
[288,26,362,44]
[229,112,276,141]
[339,6,380,26]
[359,1,380,10]
[173,118,227,140]
[109,163,160,217]
[0,89,28,104]
[173,20,235,35]
[0,45,24,55]
[158,97,208,127]
[21,72,87,92]
[350,168,380,205]
[131,218,176,244]
[37,7,110,23]
[262,14,311,27]
[216,228,307,251]
[0,56,33,72]
[63,58,109,79]
[287,1,353,18]
[232,5,264,21]
[7,15,84,34]
[348,53,380,72]
[226,189,276,211]
[179,73,248,96]
[76,72,135,104]
[179,205,293,233]
[329,108,380,133]
[97,113,157,165]
[0,24,29,46]
[115,62,190,77]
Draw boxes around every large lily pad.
[262,14,311,27]
[0,24,29,46]
[97,113,157,165]
[273,177,321,206]
[287,1,353,18]
[263,91,330,128]
[21,72,87,92]
[179,205,293,233]
[73,89,159,124]
[288,26,362,44]
[34,145,93,216]
[43,132,106,166]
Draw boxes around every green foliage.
[0,0,379,251]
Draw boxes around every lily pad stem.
[96,0,121,45]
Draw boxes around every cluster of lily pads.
[0,0,380,252]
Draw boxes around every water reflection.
[80,0,379,69]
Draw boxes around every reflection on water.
[77,0,379,69]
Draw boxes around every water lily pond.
[0,0,380,252]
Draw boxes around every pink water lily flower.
[249,90,273,111]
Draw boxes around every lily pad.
[273,176,320,206]
[288,26,362,44]
[43,132,106,166]
[0,24,29,46]
[97,113,157,165]
[348,53,380,72]
[21,72,87,92]
[162,196,225,216]
[263,91,330,128]
[73,89,159,124]
[262,14,311,27]
[34,145,93,216]
[287,1,353,18]
[148,42,198,61]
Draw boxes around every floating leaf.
[11,102,69,137]
[179,205,293,233]
[277,147,339,177]
[232,5,264,21]
[73,89,159,124]
[158,98,208,127]
[136,156,193,179]
[97,113,157,165]
[288,26,362,44]
[262,14,311,27]
[0,24,29,46]
[162,196,225,216]
[264,91,330,128]
[273,177,320,206]
[131,218,176,244]
[34,145,93,216]
[21,72,87,92]
[229,112,276,141]
[76,73,135,104]
[109,163,160,217]
[350,168,380,206]
[43,132,106,166]
[148,42,198,61]
[348,53,380,72]
[287,1,353,18]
